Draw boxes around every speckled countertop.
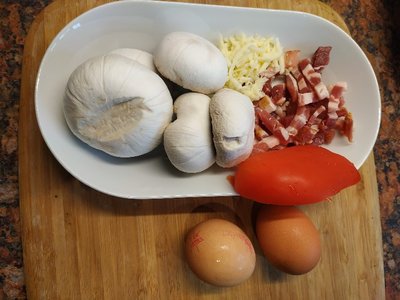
[0,0,399,299]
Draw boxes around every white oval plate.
[35,1,381,199]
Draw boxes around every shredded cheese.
[219,33,285,101]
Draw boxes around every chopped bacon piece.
[252,142,270,155]
[274,105,286,118]
[324,129,336,143]
[271,84,286,105]
[335,116,345,130]
[314,82,329,99]
[298,92,318,106]
[291,69,311,93]
[327,98,340,112]
[312,131,325,145]
[259,136,280,149]
[295,124,319,144]
[325,116,337,129]
[308,105,326,125]
[313,128,336,145]
[327,111,339,129]
[262,79,272,96]
[329,81,348,99]
[257,95,276,113]
[336,112,353,142]
[286,106,310,136]
[285,99,298,116]
[299,59,329,100]
[279,115,295,128]
[285,50,300,70]
[254,124,269,140]
[327,82,348,115]
[256,108,289,144]
[312,46,332,71]
[337,106,349,117]
[286,73,298,102]
[298,58,310,71]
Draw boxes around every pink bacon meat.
[253,46,353,153]
[298,58,330,100]
[312,46,332,71]
[255,107,290,145]
[286,106,310,136]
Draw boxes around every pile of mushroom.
[63,31,255,172]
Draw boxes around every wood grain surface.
[19,0,385,299]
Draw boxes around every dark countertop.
[0,0,399,299]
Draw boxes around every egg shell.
[185,218,256,287]
[256,205,321,275]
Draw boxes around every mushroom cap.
[64,54,173,157]
[210,88,255,168]
[154,32,228,94]
[109,48,156,72]
[164,93,215,173]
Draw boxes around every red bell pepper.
[230,145,360,205]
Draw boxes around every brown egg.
[256,205,321,275]
[185,218,256,286]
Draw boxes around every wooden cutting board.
[19,0,385,299]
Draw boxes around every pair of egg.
[184,205,321,287]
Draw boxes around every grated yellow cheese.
[219,33,285,101]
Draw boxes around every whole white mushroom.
[163,93,215,173]
[64,53,173,158]
[210,88,255,168]
[108,48,156,72]
[154,31,228,94]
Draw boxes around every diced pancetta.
[327,111,339,123]
[256,108,290,144]
[271,84,286,105]
[323,128,336,143]
[291,69,311,93]
[298,59,310,71]
[308,105,326,125]
[314,82,330,100]
[299,59,329,100]
[295,124,319,144]
[312,46,332,71]
[298,92,318,106]
[329,81,348,99]
[259,136,281,149]
[254,124,269,140]
[313,127,336,145]
[286,73,298,102]
[336,106,349,117]
[252,45,352,153]
[325,117,337,129]
[286,106,310,136]
[274,105,286,118]
[327,98,340,112]
[336,112,353,142]
[262,79,272,96]
[285,50,300,70]
[257,95,277,113]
